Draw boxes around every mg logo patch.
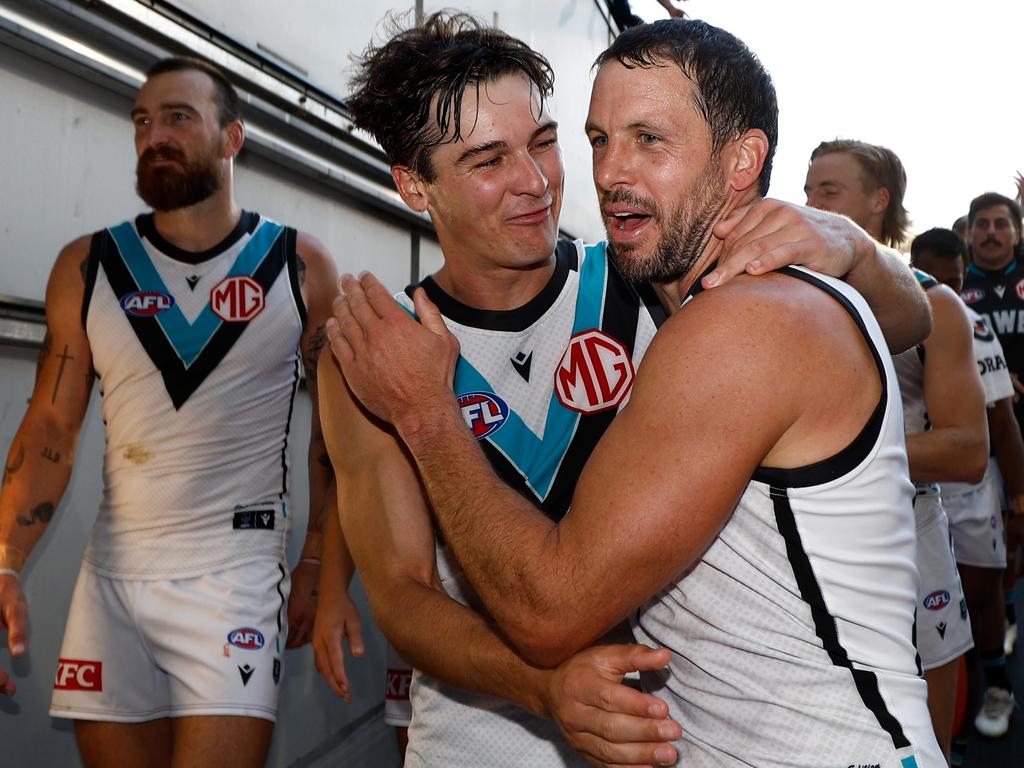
[555,329,634,413]
[54,659,102,691]
[211,276,264,322]
[458,392,509,439]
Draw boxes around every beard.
[604,162,728,285]
[135,143,223,211]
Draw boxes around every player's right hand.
[0,574,28,696]
[312,592,365,702]
[544,643,680,767]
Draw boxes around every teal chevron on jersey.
[108,219,284,366]
[451,244,611,500]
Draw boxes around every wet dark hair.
[968,192,1022,232]
[347,11,554,181]
[595,19,777,197]
[810,139,910,249]
[910,228,966,264]
[145,57,240,127]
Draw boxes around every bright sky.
[631,0,1024,242]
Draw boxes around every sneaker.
[974,686,1015,737]
[1006,621,1018,657]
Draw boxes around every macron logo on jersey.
[120,290,174,317]
[555,329,634,413]
[54,659,102,691]
[458,392,509,439]
[211,276,265,322]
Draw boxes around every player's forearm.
[372,575,550,717]
[301,433,333,565]
[320,498,354,600]
[906,427,988,484]
[398,408,582,662]
[990,399,1024,499]
[0,420,76,560]
[846,244,930,354]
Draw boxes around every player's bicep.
[26,239,95,431]
[318,355,437,592]
[922,288,986,430]
[561,306,779,625]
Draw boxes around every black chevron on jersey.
[94,224,293,409]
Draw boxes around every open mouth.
[608,211,652,233]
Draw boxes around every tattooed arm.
[286,232,348,649]
[1,237,96,695]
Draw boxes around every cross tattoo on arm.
[51,345,73,404]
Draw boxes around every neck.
[433,255,557,311]
[972,253,1016,272]
[655,189,759,315]
[151,181,241,253]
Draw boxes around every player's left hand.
[701,198,873,289]
[326,273,460,428]
[544,644,680,767]
[286,561,320,648]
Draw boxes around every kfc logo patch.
[458,392,509,439]
[386,667,412,701]
[54,659,102,691]
[210,276,264,322]
[555,330,634,413]
[960,288,984,305]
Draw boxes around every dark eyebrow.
[455,120,559,166]
[130,102,200,119]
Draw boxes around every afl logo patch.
[458,392,509,439]
[923,590,951,611]
[211,276,265,322]
[1016,280,1024,301]
[973,318,994,342]
[555,329,634,413]
[960,288,984,305]
[120,290,174,317]
[227,628,265,650]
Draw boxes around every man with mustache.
[0,57,350,766]
[324,16,941,768]
[960,191,1024,736]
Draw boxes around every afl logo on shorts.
[923,590,951,611]
[458,392,508,439]
[555,329,634,414]
[960,288,984,305]
[120,290,174,317]
[227,627,265,650]
[211,276,265,322]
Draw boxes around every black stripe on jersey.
[752,267,887,488]
[80,233,103,330]
[770,485,912,751]
[406,240,576,332]
[275,563,287,634]
[285,229,308,330]
[279,356,300,497]
[97,226,291,410]
[541,259,648,518]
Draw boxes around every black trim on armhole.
[753,268,887,488]
[284,228,308,330]
[80,232,104,330]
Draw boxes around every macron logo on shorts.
[54,659,102,691]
